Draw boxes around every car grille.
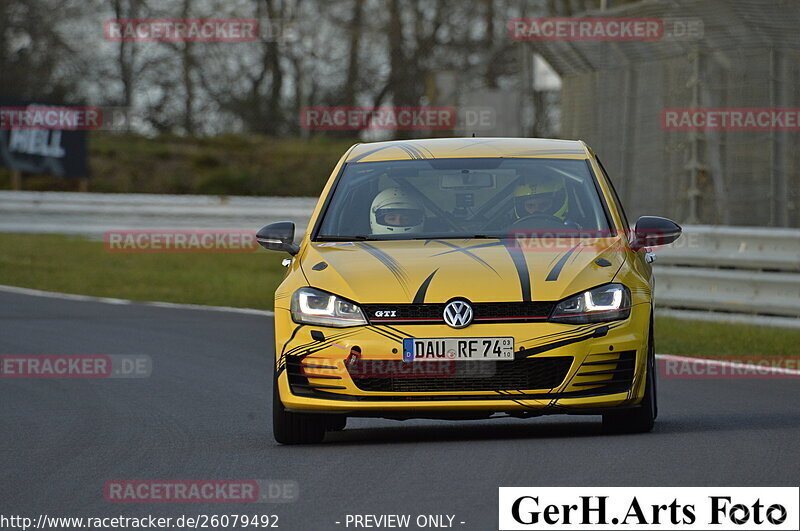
[349,356,573,393]
[362,301,556,325]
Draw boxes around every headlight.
[290,287,367,327]
[550,283,631,324]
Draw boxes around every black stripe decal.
[514,325,610,361]
[276,325,305,373]
[520,322,599,345]
[432,240,504,255]
[494,389,530,408]
[357,242,409,296]
[367,326,405,342]
[281,325,304,353]
[283,329,355,357]
[508,148,585,156]
[427,240,499,275]
[414,143,436,159]
[453,138,504,151]
[400,142,427,159]
[303,333,360,356]
[348,144,396,163]
[502,241,532,302]
[294,330,361,358]
[379,323,410,340]
[546,244,579,282]
[396,143,419,159]
[413,269,439,304]
[521,322,624,350]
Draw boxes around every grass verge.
[2,233,799,357]
[0,233,285,311]
[654,316,799,358]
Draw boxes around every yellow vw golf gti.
[257,138,681,444]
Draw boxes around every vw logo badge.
[443,300,473,329]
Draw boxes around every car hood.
[300,237,626,304]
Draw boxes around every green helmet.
[513,175,568,219]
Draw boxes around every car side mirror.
[256,221,300,255]
[631,216,682,250]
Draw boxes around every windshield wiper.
[315,235,370,241]
[319,234,502,242]
[409,234,498,240]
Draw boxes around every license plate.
[402,337,514,361]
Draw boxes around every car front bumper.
[273,303,651,415]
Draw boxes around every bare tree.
[0,0,83,102]
[1,0,573,138]
[110,0,144,112]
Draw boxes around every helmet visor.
[515,193,556,216]
[374,208,425,227]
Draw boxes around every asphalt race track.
[1,290,798,530]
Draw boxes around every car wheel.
[602,317,656,434]
[272,372,326,444]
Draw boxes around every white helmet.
[369,187,425,235]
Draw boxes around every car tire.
[326,416,347,432]
[602,315,656,434]
[272,372,326,444]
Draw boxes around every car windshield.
[314,157,612,241]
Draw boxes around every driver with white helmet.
[369,187,426,235]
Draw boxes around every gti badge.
[443,300,473,329]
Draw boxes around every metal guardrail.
[0,191,317,235]
[655,225,800,272]
[654,225,800,321]
[1,191,798,324]
[654,267,800,317]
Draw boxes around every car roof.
[345,137,590,163]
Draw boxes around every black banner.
[0,98,89,178]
